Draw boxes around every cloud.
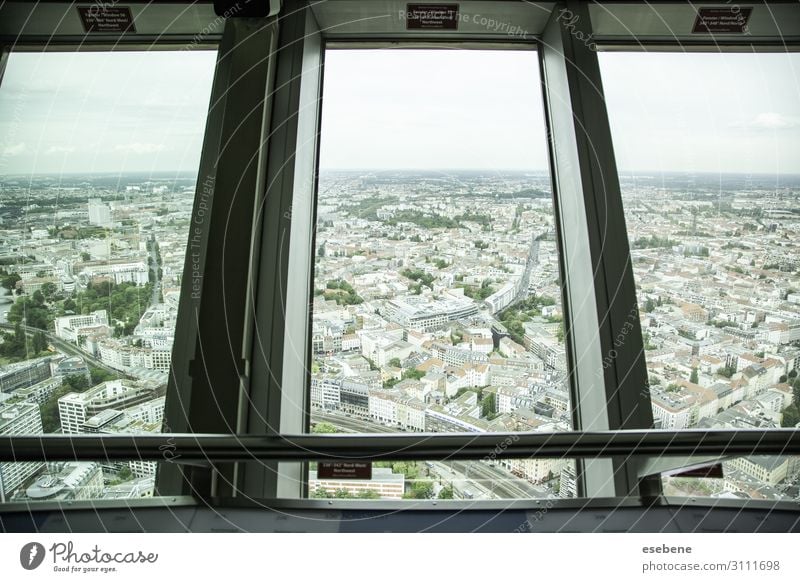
[2,142,27,156]
[45,145,76,154]
[735,112,799,130]
[113,143,167,154]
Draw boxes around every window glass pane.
[308,49,572,500]
[599,51,800,501]
[0,50,216,502]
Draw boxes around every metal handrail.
[1,429,799,463]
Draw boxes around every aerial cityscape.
[0,169,799,503]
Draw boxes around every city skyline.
[1,166,799,501]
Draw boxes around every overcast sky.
[320,49,547,171]
[599,51,800,176]
[0,50,216,175]
[0,49,798,175]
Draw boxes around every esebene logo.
[20,542,46,570]
[19,541,158,574]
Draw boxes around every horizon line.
[3,169,800,178]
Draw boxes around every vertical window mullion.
[244,4,323,500]
[540,1,656,499]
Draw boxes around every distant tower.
[87,199,112,227]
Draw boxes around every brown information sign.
[78,6,136,34]
[405,4,459,30]
[317,462,373,480]
[692,7,752,34]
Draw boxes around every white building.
[384,295,479,332]
[54,310,110,344]
[88,198,113,227]
[651,393,694,430]
[368,389,399,425]
[58,379,163,434]
[309,467,405,499]
[310,375,341,410]
[485,282,516,313]
[97,338,172,372]
[77,259,148,285]
[507,457,567,485]
[0,402,45,501]
[23,462,103,502]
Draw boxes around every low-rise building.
[0,402,44,501]
[309,467,404,499]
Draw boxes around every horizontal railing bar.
[1,429,799,463]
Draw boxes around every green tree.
[64,374,90,392]
[89,365,119,386]
[404,481,434,499]
[402,369,425,381]
[0,324,28,360]
[481,392,496,418]
[32,330,48,354]
[718,365,735,379]
[7,296,53,330]
[71,281,153,336]
[312,488,333,499]
[40,282,58,300]
[1,272,21,292]
[781,404,800,428]
[312,422,338,434]
[556,323,565,344]
[438,485,454,499]
[690,367,699,384]
[322,279,363,305]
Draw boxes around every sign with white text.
[692,7,752,34]
[317,461,373,479]
[77,6,136,33]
